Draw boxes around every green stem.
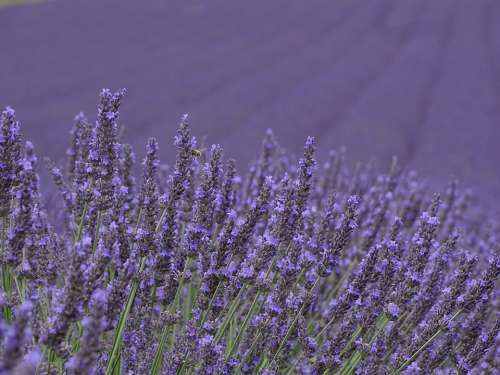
[185,281,198,321]
[247,266,307,374]
[103,205,158,374]
[314,264,358,343]
[328,262,356,300]
[391,309,462,374]
[226,290,261,360]
[264,275,321,372]
[214,254,279,346]
[168,275,185,350]
[91,210,103,258]
[335,315,389,375]
[1,264,13,323]
[0,215,6,256]
[182,256,279,374]
[105,257,146,374]
[73,202,88,243]
[196,281,222,329]
[315,313,335,343]
[1,217,13,323]
[214,285,246,344]
[236,328,264,374]
[150,257,192,375]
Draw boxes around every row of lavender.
[0,89,498,374]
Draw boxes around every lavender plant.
[0,91,499,375]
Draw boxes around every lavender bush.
[0,89,498,374]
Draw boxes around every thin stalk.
[391,309,462,374]
[181,255,280,375]
[168,273,185,350]
[174,277,225,374]
[236,328,264,374]
[93,210,102,246]
[184,281,198,321]
[342,327,363,357]
[104,205,157,374]
[437,355,451,369]
[196,251,237,328]
[336,315,389,374]
[227,313,237,357]
[1,217,13,323]
[264,275,321,372]
[214,254,279,345]
[150,257,192,375]
[313,262,357,340]
[314,313,335,342]
[339,351,361,375]
[246,265,307,374]
[47,354,52,375]
[380,312,409,364]
[13,275,24,301]
[328,261,356,301]
[105,256,147,374]
[176,270,237,374]
[73,202,88,243]
[214,285,246,344]
[196,281,222,328]
[225,290,261,360]
[0,215,6,255]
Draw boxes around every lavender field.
[0,1,499,374]
[2,0,500,213]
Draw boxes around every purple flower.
[387,303,400,319]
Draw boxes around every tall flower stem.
[105,206,161,375]
[0,216,13,323]
[106,256,147,375]
[263,274,321,373]
[225,290,261,360]
[150,257,193,375]
[390,309,462,374]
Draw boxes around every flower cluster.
[0,90,498,374]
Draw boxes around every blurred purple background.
[1,0,499,213]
